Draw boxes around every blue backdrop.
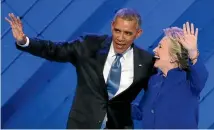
[1,0,214,129]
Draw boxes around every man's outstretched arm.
[5,13,87,65]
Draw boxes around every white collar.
[109,42,133,60]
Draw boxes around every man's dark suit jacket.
[16,34,155,129]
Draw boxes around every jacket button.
[151,109,155,113]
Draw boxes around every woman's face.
[153,36,173,69]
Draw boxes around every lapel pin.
[139,64,142,67]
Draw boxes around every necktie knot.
[116,53,122,58]
[112,54,122,68]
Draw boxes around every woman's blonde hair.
[164,27,189,70]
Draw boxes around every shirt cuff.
[17,36,30,47]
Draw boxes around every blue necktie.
[107,54,122,100]
[100,54,122,129]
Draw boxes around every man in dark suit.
[5,8,155,129]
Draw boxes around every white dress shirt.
[19,36,30,47]
[19,38,134,96]
[103,42,134,97]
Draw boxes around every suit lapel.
[133,45,147,84]
[93,36,112,99]
[96,36,112,71]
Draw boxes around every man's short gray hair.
[113,8,142,28]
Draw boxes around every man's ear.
[111,20,115,30]
[136,28,143,39]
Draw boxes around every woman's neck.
[160,64,178,77]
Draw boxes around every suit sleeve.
[16,35,88,65]
[189,58,209,95]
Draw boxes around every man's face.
[111,17,142,54]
